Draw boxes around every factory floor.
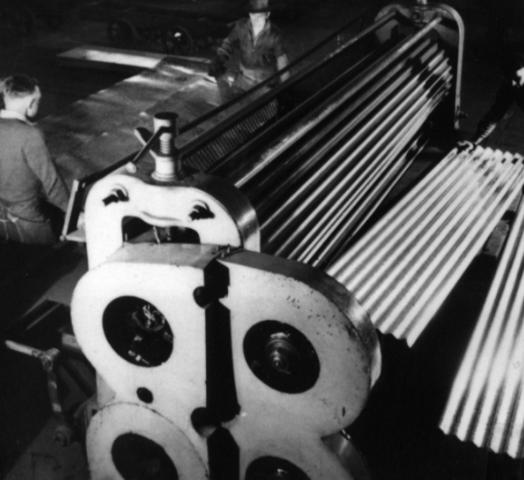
[1,0,524,479]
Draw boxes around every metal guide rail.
[440,192,524,458]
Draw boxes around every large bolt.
[152,112,180,182]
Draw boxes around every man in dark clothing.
[0,75,69,244]
[209,0,289,100]
[475,52,524,144]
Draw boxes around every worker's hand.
[208,57,226,78]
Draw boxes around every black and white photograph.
[1,0,524,478]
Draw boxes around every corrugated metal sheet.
[231,38,452,269]
[440,192,524,458]
[328,147,524,346]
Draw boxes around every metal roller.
[105,6,460,285]
[69,4,482,478]
[221,37,453,268]
[177,8,456,205]
[232,38,441,201]
[254,57,451,263]
[440,192,524,458]
[328,147,524,345]
[132,2,469,344]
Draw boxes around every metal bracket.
[377,1,465,129]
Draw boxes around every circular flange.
[103,296,174,367]
[243,320,320,394]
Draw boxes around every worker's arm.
[216,23,240,62]
[209,23,240,78]
[23,128,69,212]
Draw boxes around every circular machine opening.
[103,296,174,367]
[246,456,310,480]
[112,433,178,480]
[243,320,320,394]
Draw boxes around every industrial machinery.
[72,120,524,479]
[5,0,524,478]
[62,0,466,253]
[62,1,524,477]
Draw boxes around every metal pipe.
[435,3,465,128]
[177,14,400,166]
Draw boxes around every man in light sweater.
[0,74,69,244]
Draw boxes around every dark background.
[1,0,524,478]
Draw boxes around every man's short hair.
[1,74,39,99]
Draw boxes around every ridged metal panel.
[328,148,524,345]
[440,191,524,458]
[228,37,452,269]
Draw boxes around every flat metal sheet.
[41,57,221,184]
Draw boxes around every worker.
[474,51,524,144]
[0,74,69,245]
[208,0,290,100]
